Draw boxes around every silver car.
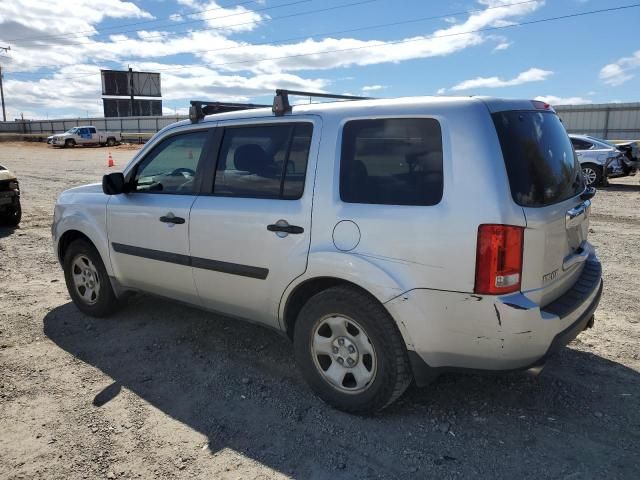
[52,93,603,413]
[569,134,627,186]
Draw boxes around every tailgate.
[520,196,591,306]
[491,105,590,306]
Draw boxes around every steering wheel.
[170,167,195,177]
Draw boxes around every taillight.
[474,224,524,295]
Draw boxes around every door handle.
[267,223,304,234]
[159,215,185,224]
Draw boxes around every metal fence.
[0,115,187,135]
[1,102,639,141]
[555,102,640,140]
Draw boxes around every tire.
[582,163,603,187]
[293,285,412,414]
[63,239,121,317]
[106,137,116,147]
[1,200,21,227]
[64,139,75,148]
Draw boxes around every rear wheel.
[64,139,75,148]
[63,239,121,317]
[293,285,412,414]
[582,163,602,186]
[106,137,116,147]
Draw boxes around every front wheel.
[582,164,603,186]
[64,139,75,148]
[63,239,121,317]
[293,285,412,414]
[0,200,21,226]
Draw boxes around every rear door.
[492,108,589,305]
[189,117,320,328]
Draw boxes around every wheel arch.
[281,276,415,351]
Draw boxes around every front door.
[189,118,320,327]
[107,128,211,304]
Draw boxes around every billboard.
[101,70,161,97]
[103,98,163,118]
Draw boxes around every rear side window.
[570,138,592,150]
[493,111,584,207]
[340,118,443,206]
[214,123,312,199]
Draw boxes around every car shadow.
[43,297,640,478]
[601,182,640,192]
[0,225,19,238]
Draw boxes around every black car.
[0,164,22,226]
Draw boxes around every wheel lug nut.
[337,357,344,365]
[338,338,345,346]
[332,346,339,354]
[347,358,355,366]
[348,346,355,354]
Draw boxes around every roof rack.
[189,100,270,123]
[272,89,374,116]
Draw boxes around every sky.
[0,0,639,120]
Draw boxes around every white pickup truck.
[48,126,122,148]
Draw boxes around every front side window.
[213,123,312,199]
[133,130,208,194]
[340,118,444,206]
[571,138,592,151]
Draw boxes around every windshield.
[493,110,584,207]
[65,128,78,134]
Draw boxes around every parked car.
[52,93,603,413]
[569,134,629,186]
[0,164,21,226]
[48,126,121,148]
[610,139,639,174]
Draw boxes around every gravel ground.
[1,142,639,480]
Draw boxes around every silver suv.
[52,92,603,413]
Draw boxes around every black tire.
[64,139,75,148]
[63,239,121,317]
[1,200,21,226]
[106,137,116,147]
[582,163,603,187]
[293,285,412,414]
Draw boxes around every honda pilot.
[52,92,603,413]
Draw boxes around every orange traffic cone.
[108,151,115,168]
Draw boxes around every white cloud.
[599,50,640,86]
[450,67,553,91]
[534,95,592,106]
[362,85,386,92]
[0,0,546,118]
[492,41,512,52]
[436,88,446,95]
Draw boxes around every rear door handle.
[159,214,185,224]
[267,223,304,234]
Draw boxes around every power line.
[11,2,639,82]
[11,0,379,49]
[7,0,536,74]
[3,0,273,43]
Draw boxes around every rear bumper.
[385,253,603,383]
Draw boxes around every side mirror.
[102,172,126,195]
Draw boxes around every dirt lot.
[1,141,639,480]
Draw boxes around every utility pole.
[128,66,135,117]
[0,45,10,122]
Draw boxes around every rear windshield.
[492,111,584,207]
